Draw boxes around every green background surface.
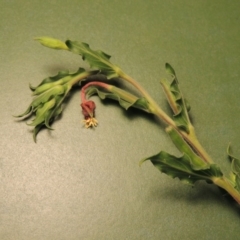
[1,1,240,239]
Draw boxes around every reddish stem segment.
[81,81,109,103]
[80,81,109,128]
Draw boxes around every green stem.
[68,70,94,87]
[180,128,214,164]
[120,72,214,164]
[121,73,176,127]
[213,177,240,204]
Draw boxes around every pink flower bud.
[81,100,96,119]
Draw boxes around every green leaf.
[165,63,176,78]
[166,127,209,170]
[36,37,123,78]
[65,40,123,79]
[160,63,191,133]
[227,145,240,190]
[140,126,223,185]
[86,85,150,112]
[232,159,240,176]
[232,165,240,192]
[141,151,223,185]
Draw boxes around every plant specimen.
[16,37,240,206]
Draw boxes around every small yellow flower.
[82,117,98,128]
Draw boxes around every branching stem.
[68,71,94,87]
[213,177,240,204]
[120,72,214,164]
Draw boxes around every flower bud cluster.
[16,68,90,141]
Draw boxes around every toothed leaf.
[141,151,223,185]
[166,127,209,170]
[65,40,123,79]
[165,63,176,77]
[232,159,240,176]
[86,85,150,112]
[227,145,240,190]
[160,63,191,133]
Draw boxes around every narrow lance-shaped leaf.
[140,126,222,185]
[166,126,209,170]
[34,37,116,77]
[227,145,240,191]
[86,84,150,112]
[160,63,192,133]
[140,151,223,185]
[165,63,176,79]
[65,40,124,79]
